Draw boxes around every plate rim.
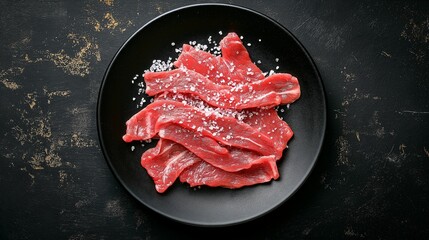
[96,3,327,227]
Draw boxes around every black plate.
[97,3,326,227]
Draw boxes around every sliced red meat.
[156,93,294,157]
[141,139,201,193]
[144,68,299,109]
[142,137,277,192]
[174,33,264,85]
[179,157,279,189]
[219,32,264,80]
[158,123,228,156]
[174,44,218,80]
[243,108,294,152]
[122,100,280,157]
[158,124,276,172]
[144,68,280,109]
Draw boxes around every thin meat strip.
[141,138,201,193]
[144,68,300,109]
[122,100,280,157]
[179,157,279,189]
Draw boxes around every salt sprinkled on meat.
[125,32,299,193]
[148,58,174,72]
[194,43,209,51]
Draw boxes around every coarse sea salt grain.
[148,58,174,72]
[138,98,146,108]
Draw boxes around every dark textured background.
[1,1,428,239]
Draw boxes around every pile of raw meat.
[123,32,301,193]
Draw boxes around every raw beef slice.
[180,157,279,189]
[122,100,280,157]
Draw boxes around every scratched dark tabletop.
[1,0,429,239]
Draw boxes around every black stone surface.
[1,1,428,239]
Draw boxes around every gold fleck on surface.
[0,67,24,90]
[86,3,133,33]
[59,170,68,187]
[23,53,43,63]
[336,136,350,166]
[1,79,21,90]
[46,33,101,77]
[104,12,119,30]
[44,88,72,104]
[26,93,37,109]
[71,132,96,148]
[401,18,429,43]
[100,0,114,6]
